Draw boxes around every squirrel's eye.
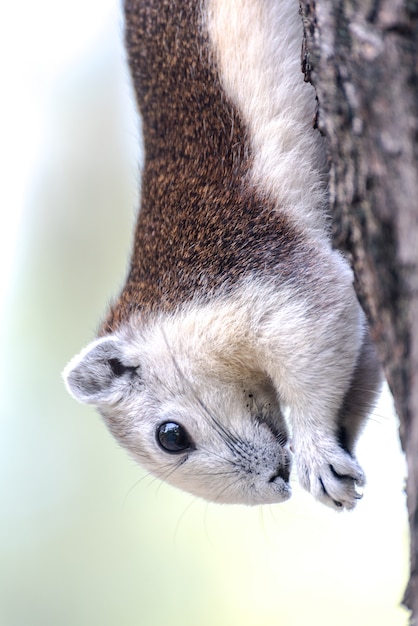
[157,422,192,454]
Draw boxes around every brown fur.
[101,0,305,332]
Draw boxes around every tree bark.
[299,0,418,621]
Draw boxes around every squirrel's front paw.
[295,438,365,511]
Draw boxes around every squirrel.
[63,0,382,509]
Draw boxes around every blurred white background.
[0,1,410,624]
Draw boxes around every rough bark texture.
[299,0,418,621]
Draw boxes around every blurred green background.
[0,1,410,624]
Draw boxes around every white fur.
[206,0,329,241]
[64,270,368,509]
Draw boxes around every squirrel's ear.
[63,336,137,405]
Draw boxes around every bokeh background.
[0,1,410,624]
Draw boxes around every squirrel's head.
[63,314,292,506]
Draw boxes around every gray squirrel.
[64,0,382,510]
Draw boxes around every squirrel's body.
[64,0,382,509]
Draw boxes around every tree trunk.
[299,0,418,621]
